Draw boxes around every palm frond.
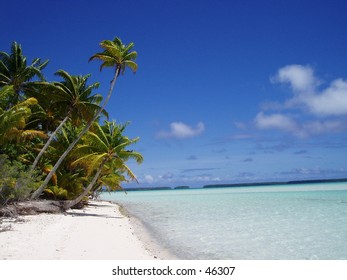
[71,151,99,167]
[19,129,47,140]
[84,130,109,152]
[121,163,138,182]
[123,42,135,53]
[124,60,138,73]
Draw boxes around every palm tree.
[89,37,138,82]
[0,42,48,107]
[64,121,143,209]
[28,70,103,171]
[31,37,138,199]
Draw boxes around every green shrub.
[0,155,42,205]
[44,185,69,200]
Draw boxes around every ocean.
[100,182,347,259]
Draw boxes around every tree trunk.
[0,200,65,217]
[30,114,70,171]
[63,158,107,210]
[31,66,120,199]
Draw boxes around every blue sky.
[3,0,347,187]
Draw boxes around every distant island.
[203,178,347,189]
[124,187,172,191]
[174,186,190,190]
[121,178,347,191]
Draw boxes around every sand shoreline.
[116,201,179,260]
[0,200,176,260]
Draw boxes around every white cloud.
[307,79,347,116]
[144,175,154,184]
[157,121,205,139]
[255,112,298,132]
[255,65,347,137]
[272,65,347,116]
[271,64,318,92]
[302,120,345,135]
[255,112,346,138]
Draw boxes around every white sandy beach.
[0,200,173,260]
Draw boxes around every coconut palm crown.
[0,42,48,106]
[89,37,138,78]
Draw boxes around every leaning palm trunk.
[30,114,70,171]
[31,67,120,199]
[63,158,107,210]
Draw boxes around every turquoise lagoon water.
[100,182,347,259]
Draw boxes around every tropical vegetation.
[0,39,141,210]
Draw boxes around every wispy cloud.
[139,171,222,186]
[179,174,222,183]
[234,121,248,130]
[159,172,174,180]
[157,121,205,139]
[279,167,347,177]
[236,172,256,180]
[255,112,346,138]
[255,112,299,134]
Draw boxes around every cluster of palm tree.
[0,38,142,209]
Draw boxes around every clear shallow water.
[101,182,347,259]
